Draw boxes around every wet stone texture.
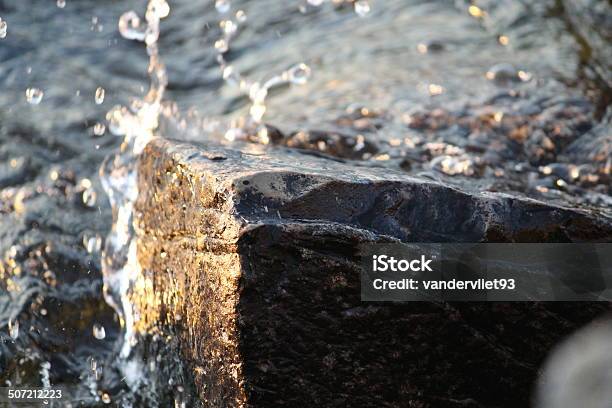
[136,138,612,408]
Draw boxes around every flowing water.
[0,0,610,406]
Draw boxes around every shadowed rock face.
[136,138,611,407]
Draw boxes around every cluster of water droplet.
[212,0,372,143]
[212,1,317,143]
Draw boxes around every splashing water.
[83,233,103,254]
[93,323,106,340]
[100,0,168,360]
[212,0,329,141]
[40,361,51,388]
[8,318,19,339]
[354,1,371,17]
[0,0,598,405]
[95,87,106,105]
[215,0,231,14]
[98,0,369,376]
[0,17,7,39]
[25,87,44,104]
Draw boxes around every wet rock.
[136,138,612,407]
[536,318,612,408]
[401,88,609,207]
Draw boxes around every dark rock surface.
[136,138,612,407]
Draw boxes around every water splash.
[92,0,384,401]
[93,323,106,340]
[82,187,97,207]
[0,17,7,39]
[213,0,369,134]
[213,1,319,142]
[99,0,373,365]
[40,361,51,388]
[99,0,168,359]
[354,1,371,17]
[8,318,19,339]
[25,88,44,105]
[95,87,106,105]
[83,232,103,254]
[215,0,231,14]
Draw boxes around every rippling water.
[1,0,610,406]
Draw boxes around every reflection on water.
[0,0,610,406]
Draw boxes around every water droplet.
[118,11,146,41]
[427,83,444,96]
[93,323,106,340]
[93,122,106,136]
[215,0,231,14]
[517,70,532,82]
[8,318,19,339]
[307,0,325,6]
[0,18,7,39]
[101,392,111,404]
[468,5,485,18]
[214,39,229,53]
[56,0,66,8]
[354,1,370,17]
[82,187,97,207]
[25,88,44,105]
[106,105,129,135]
[40,361,51,390]
[250,103,266,122]
[248,82,265,102]
[174,398,186,408]
[83,233,102,254]
[80,178,92,189]
[222,65,234,80]
[224,127,242,141]
[8,245,20,258]
[286,63,311,85]
[222,20,237,35]
[256,125,270,144]
[235,10,247,23]
[148,0,170,19]
[95,87,105,104]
